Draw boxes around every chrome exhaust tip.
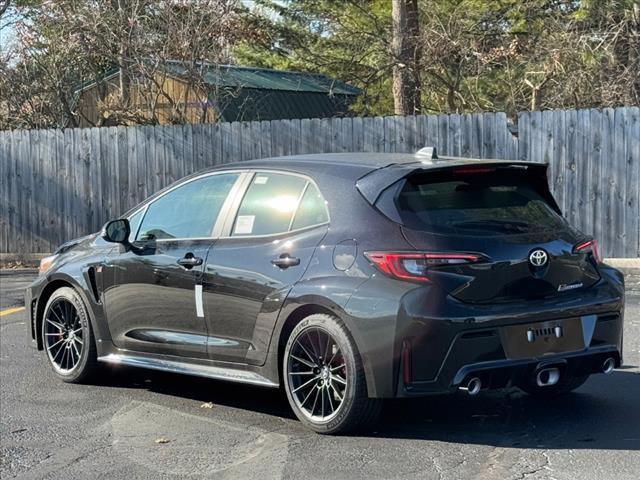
[536,367,560,387]
[602,357,615,374]
[459,377,482,396]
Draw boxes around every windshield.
[378,169,565,235]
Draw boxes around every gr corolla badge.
[26,151,625,434]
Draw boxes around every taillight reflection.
[573,239,601,263]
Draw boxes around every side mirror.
[102,219,131,244]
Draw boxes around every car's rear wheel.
[518,374,590,397]
[283,313,382,434]
[42,287,99,383]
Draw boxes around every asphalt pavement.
[1,270,639,479]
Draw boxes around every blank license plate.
[500,318,585,359]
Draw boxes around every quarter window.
[137,173,239,240]
[291,183,329,230]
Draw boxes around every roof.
[204,152,547,205]
[235,152,539,170]
[74,62,360,96]
[210,153,543,185]
[161,61,361,95]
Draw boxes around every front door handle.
[271,254,300,269]
[177,254,203,269]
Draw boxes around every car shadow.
[376,369,640,450]
[95,365,296,420]
[95,366,640,450]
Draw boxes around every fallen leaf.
[155,437,170,444]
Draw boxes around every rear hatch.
[358,161,601,303]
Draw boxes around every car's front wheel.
[283,313,382,434]
[41,286,99,383]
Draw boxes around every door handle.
[271,254,300,269]
[177,254,203,269]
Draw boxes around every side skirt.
[98,353,279,388]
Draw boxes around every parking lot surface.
[1,270,639,479]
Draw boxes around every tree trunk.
[119,63,131,108]
[391,0,421,115]
[113,0,131,111]
[630,0,640,103]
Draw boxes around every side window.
[137,173,239,240]
[232,173,307,236]
[291,183,329,230]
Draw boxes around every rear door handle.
[177,254,203,269]
[271,254,300,269]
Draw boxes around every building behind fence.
[0,107,638,258]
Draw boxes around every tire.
[41,286,99,383]
[283,313,382,434]
[518,374,590,397]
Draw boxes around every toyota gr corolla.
[26,150,625,434]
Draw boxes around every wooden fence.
[1,107,638,258]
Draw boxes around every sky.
[0,8,17,55]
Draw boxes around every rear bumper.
[399,345,621,398]
[398,309,623,397]
[347,265,625,398]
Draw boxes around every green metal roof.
[161,61,361,96]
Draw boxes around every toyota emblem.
[529,249,548,267]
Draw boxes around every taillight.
[364,251,480,282]
[573,239,601,263]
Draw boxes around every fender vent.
[30,299,37,340]
[86,267,101,303]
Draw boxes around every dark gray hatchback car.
[26,150,625,434]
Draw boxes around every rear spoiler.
[356,160,561,214]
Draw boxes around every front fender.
[29,262,114,355]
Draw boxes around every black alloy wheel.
[286,326,348,422]
[44,297,84,374]
[42,287,99,383]
[283,314,382,434]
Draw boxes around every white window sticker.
[234,215,255,235]
[254,176,269,185]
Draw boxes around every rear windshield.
[376,169,565,235]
